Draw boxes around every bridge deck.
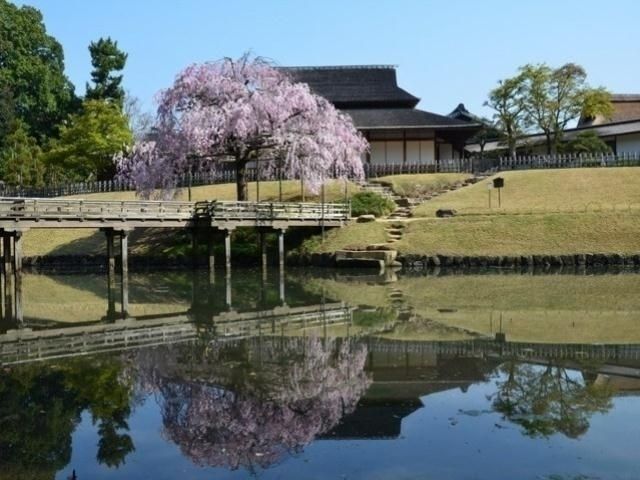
[0,198,350,230]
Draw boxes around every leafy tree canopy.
[45,100,133,181]
[0,118,44,186]
[520,63,613,154]
[561,130,612,155]
[0,0,78,142]
[85,37,128,106]
[486,63,613,156]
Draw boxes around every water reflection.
[492,361,614,438]
[0,356,134,479]
[0,269,639,479]
[132,338,369,470]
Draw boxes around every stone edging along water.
[287,251,640,269]
[19,251,640,273]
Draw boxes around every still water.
[1,268,640,479]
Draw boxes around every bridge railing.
[200,200,351,222]
[0,198,351,223]
[0,198,196,221]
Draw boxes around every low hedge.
[350,191,396,217]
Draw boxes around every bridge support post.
[225,271,232,309]
[3,235,12,275]
[259,230,268,276]
[224,229,232,275]
[119,230,129,318]
[207,231,215,284]
[191,229,198,269]
[277,229,286,271]
[279,267,286,305]
[105,229,116,278]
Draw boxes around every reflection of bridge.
[366,338,640,362]
[0,302,352,365]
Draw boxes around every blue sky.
[19,0,640,118]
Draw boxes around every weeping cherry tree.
[116,54,368,200]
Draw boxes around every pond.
[1,268,639,480]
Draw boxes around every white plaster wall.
[617,133,640,154]
[420,140,435,164]
[370,142,386,165]
[386,141,403,164]
[406,141,421,163]
[369,140,436,164]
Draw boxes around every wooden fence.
[2,153,639,199]
[498,152,640,171]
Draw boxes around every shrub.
[350,191,396,217]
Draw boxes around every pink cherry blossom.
[131,337,370,470]
[116,54,367,200]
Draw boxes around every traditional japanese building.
[283,65,481,167]
[467,93,640,155]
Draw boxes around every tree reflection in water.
[492,361,614,438]
[0,358,135,479]
[133,337,371,471]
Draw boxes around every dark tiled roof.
[448,103,482,123]
[281,65,420,109]
[344,108,480,129]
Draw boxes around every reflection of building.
[322,340,498,440]
[284,66,480,165]
[323,339,640,441]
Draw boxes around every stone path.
[357,175,487,255]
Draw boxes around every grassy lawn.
[372,173,472,197]
[304,221,388,253]
[315,168,640,256]
[413,168,640,217]
[306,273,640,343]
[19,168,640,258]
[397,212,640,256]
[22,273,193,323]
[66,179,359,203]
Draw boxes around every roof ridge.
[611,94,640,101]
[280,65,398,71]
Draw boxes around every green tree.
[467,116,501,159]
[0,119,44,186]
[45,100,133,181]
[520,63,613,154]
[493,361,613,438]
[485,75,527,159]
[85,37,128,106]
[0,0,78,142]
[562,131,612,155]
[0,84,16,148]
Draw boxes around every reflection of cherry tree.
[492,361,614,438]
[133,337,370,470]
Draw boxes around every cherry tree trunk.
[236,159,249,201]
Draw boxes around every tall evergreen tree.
[0,0,78,142]
[85,37,128,106]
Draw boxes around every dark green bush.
[350,191,396,217]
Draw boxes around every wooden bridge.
[0,302,352,365]
[0,197,351,282]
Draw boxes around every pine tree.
[85,37,128,106]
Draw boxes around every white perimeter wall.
[617,133,640,154]
[369,140,435,164]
